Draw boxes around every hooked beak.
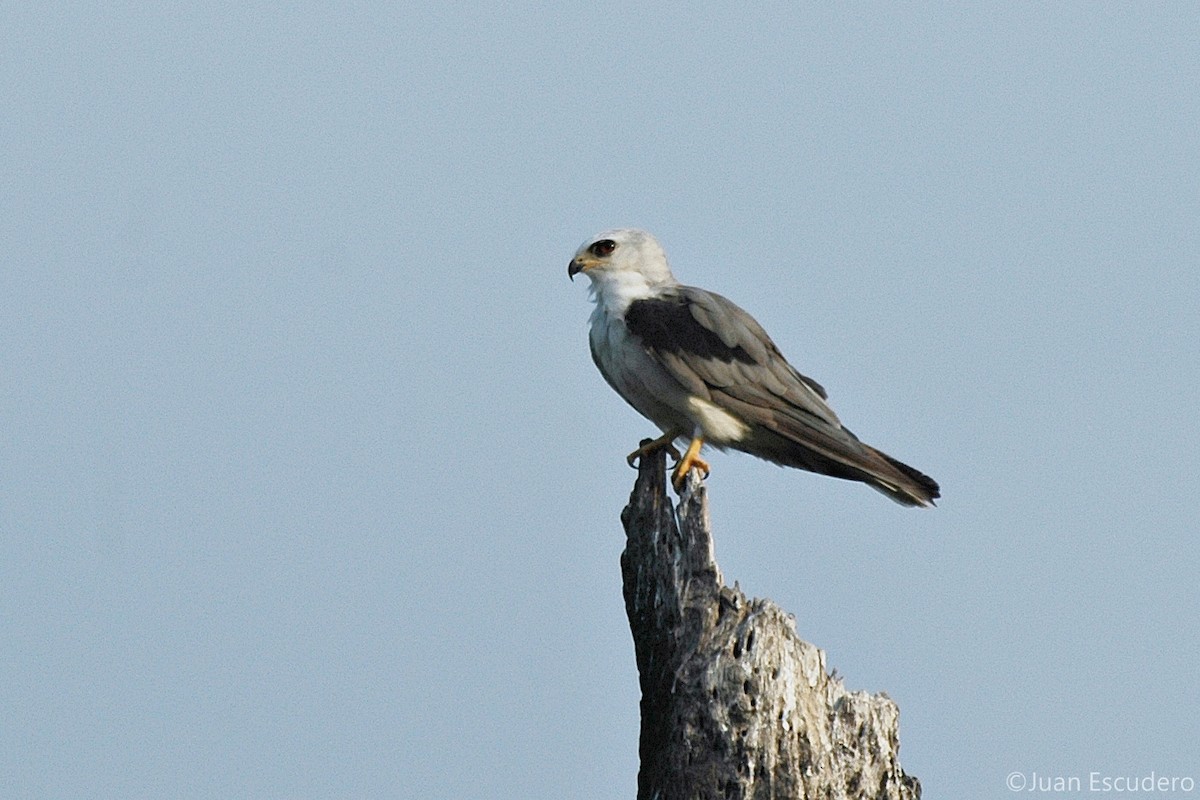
[567,258,587,281]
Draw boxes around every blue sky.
[3,4,1198,798]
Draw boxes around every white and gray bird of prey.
[568,228,940,507]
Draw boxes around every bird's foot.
[671,436,710,490]
[626,431,682,468]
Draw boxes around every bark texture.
[620,447,921,800]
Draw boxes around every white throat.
[587,269,664,317]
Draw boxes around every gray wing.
[622,286,940,505]
[623,286,842,430]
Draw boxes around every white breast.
[588,306,749,445]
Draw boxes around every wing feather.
[625,287,838,427]
[621,286,938,505]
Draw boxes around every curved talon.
[626,430,682,468]
[671,436,710,489]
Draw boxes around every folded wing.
[624,287,940,506]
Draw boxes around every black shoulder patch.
[625,296,757,364]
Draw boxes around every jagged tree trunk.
[620,446,921,800]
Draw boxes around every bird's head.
[568,229,677,289]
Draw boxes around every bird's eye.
[589,239,616,257]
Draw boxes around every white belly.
[685,396,750,443]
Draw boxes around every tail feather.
[865,447,941,507]
[736,420,941,507]
[716,394,941,507]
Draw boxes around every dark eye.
[589,239,616,257]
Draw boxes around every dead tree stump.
[619,446,921,800]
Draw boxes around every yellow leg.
[626,430,682,468]
[671,436,710,489]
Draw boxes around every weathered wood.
[620,445,921,800]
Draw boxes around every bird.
[568,228,940,507]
